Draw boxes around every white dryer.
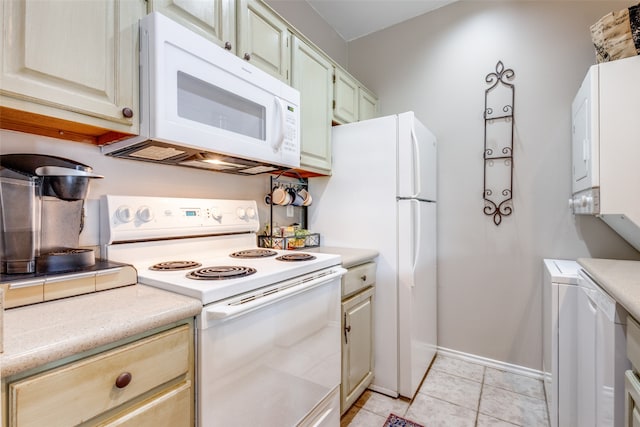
[543,259,580,427]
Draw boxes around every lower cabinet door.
[341,286,374,414]
[99,381,192,427]
[626,370,640,427]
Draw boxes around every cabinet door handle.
[224,41,232,50]
[121,107,134,118]
[115,372,132,388]
[343,313,351,344]
[360,275,367,281]
[243,53,251,61]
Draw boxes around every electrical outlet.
[286,205,294,217]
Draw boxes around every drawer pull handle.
[361,275,367,281]
[115,372,132,388]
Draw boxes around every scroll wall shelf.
[483,61,515,226]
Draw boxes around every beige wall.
[347,1,640,369]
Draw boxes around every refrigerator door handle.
[411,126,421,198]
[411,199,421,287]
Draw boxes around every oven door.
[198,267,344,426]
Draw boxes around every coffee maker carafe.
[0,154,103,274]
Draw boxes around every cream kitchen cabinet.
[0,0,144,145]
[237,0,291,83]
[291,36,333,174]
[333,67,379,124]
[3,323,194,427]
[333,68,359,124]
[341,262,376,414]
[358,86,379,121]
[148,0,235,52]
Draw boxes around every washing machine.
[543,259,580,427]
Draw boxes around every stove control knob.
[210,208,222,222]
[115,205,134,223]
[246,207,256,219]
[136,206,154,223]
[236,207,246,219]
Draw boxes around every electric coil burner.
[230,249,277,258]
[150,261,202,271]
[187,266,257,280]
[276,253,317,262]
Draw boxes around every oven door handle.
[205,267,346,321]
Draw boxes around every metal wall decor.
[483,61,515,226]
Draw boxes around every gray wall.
[0,130,271,247]
[346,1,640,369]
[266,0,348,67]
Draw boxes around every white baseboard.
[436,346,544,380]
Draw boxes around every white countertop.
[578,258,640,321]
[0,284,201,377]
[305,246,379,268]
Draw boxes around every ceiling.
[304,0,458,41]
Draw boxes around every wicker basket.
[591,3,640,63]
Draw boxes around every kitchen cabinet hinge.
[332,74,336,83]
[332,100,336,110]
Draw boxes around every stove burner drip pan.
[36,248,95,273]
[230,249,278,258]
[187,266,257,280]
[275,253,316,262]
[150,261,202,271]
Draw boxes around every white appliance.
[102,12,300,175]
[570,55,640,250]
[576,269,629,427]
[101,195,345,427]
[309,111,437,399]
[542,259,580,427]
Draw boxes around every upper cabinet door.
[237,0,290,83]
[358,87,378,122]
[291,36,333,174]
[148,0,235,52]
[0,0,143,135]
[333,68,359,124]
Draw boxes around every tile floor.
[340,354,550,427]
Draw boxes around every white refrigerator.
[309,111,437,399]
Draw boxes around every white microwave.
[103,12,300,175]
[570,55,640,250]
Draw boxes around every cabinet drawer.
[9,325,191,427]
[96,266,137,291]
[628,315,640,370]
[0,280,43,308]
[97,381,192,427]
[342,262,376,298]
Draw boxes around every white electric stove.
[101,195,344,427]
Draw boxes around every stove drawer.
[8,324,191,427]
[342,262,376,298]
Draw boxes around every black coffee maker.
[0,154,103,274]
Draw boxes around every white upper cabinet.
[237,0,290,83]
[0,0,144,140]
[148,0,235,52]
[291,36,333,174]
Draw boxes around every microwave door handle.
[272,97,286,151]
